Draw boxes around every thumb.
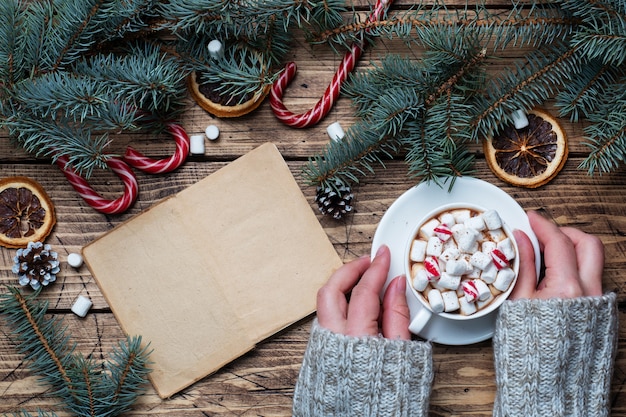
[509,229,538,300]
[381,276,411,340]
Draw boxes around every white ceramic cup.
[404,203,520,335]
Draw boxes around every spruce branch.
[0,0,188,178]
[0,285,152,417]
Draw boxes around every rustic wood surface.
[1,2,626,416]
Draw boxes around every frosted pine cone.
[12,241,60,290]
[315,180,354,220]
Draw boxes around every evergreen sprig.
[0,0,188,178]
[158,0,350,103]
[0,286,151,417]
[302,0,626,193]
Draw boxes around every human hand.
[316,245,411,340]
[510,210,604,299]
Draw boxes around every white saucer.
[371,177,540,345]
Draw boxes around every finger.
[526,211,583,298]
[345,245,391,336]
[561,227,604,296]
[509,228,538,299]
[316,256,371,333]
[381,276,411,340]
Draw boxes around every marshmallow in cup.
[404,202,519,335]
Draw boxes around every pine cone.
[315,180,354,220]
[12,241,60,290]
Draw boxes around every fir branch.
[555,59,619,122]
[579,86,626,174]
[0,286,152,417]
[472,42,581,139]
[0,287,77,401]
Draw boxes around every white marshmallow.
[494,267,516,291]
[483,209,503,230]
[71,295,92,318]
[465,215,486,231]
[465,267,481,279]
[476,293,494,309]
[205,125,220,140]
[454,227,480,253]
[446,259,469,275]
[497,238,516,260]
[439,212,456,227]
[438,272,461,290]
[459,296,478,316]
[426,236,443,257]
[482,240,497,254]
[412,268,430,292]
[474,279,492,301]
[409,239,427,262]
[442,291,460,312]
[67,253,83,268]
[452,209,471,223]
[470,251,492,270]
[427,289,444,313]
[326,121,346,141]
[419,218,439,239]
[486,228,507,243]
[440,247,461,263]
[208,39,224,60]
[190,134,205,154]
[481,262,498,283]
[511,109,529,129]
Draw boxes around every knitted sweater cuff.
[292,319,433,417]
[492,293,619,417]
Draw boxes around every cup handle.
[408,305,433,334]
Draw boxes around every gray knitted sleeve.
[292,319,433,417]
[492,293,618,417]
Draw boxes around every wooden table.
[1,2,626,416]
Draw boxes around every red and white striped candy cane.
[56,154,139,215]
[124,122,190,174]
[270,0,391,128]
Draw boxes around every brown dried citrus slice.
[188,71,269,118]
[484,108,568,188]
[0,177,56,248]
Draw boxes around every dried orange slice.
[0,177,56,248]
[188,71,269,118]
[484,108,568,188]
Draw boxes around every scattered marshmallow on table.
[189,134,205,155]
[205,125,220,141]
[67,252,83,268]
[71,295,92,318]
[208,39,224,60]
[326,121,345,141]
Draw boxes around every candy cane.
[123,122,190,174]
[270,0,391,128]
[56,154,139,214]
